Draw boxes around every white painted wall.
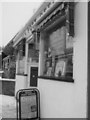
[72,1,87,117]
[15,75,27,95]
[38,2,87,118]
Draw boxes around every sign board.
[16,88,40,120]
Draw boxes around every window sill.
[38,76,74,83]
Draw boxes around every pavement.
[0,95,16,119]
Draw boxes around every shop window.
[18,59,25,74]
[42,25,73,79]
[16,39,26,74]
[38,2,74,82]
[28,43,39,62]
[17,38,26,60]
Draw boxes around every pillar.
[38,32,45,76]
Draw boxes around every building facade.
[13,0,88,118]
[37,2,87,118]
[13,23,39,94]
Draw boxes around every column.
[16,52,19,74]
[38,32,45,76]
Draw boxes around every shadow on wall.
[0,80,15,96]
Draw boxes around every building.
[2,34,18,79]
[2,55,16,79]
[13,0,88,118]
[31,1,87,118]
[13,22,39,94]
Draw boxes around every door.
[30,67,38,87]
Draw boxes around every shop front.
[13,0,88,117]
[36,1,87,118]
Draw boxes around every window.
[42,25,73,79]
[16,38,26,74]
[38,2,74,81]
[17,38,26,60]
[18,58,25,74]
[28,43,39,62]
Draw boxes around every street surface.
[0,95,16,119]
